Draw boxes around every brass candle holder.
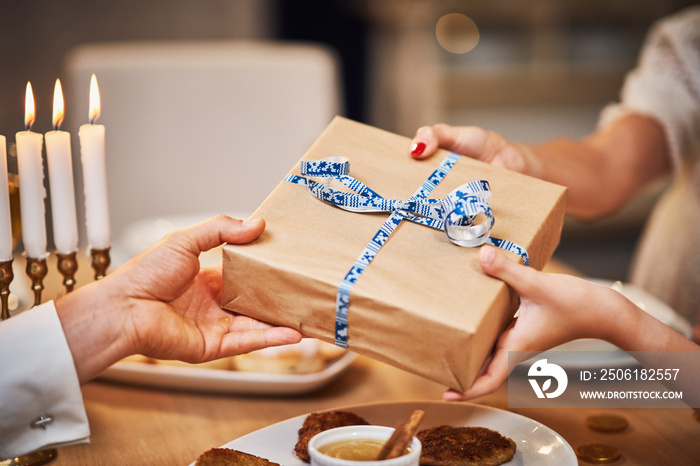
[0,259,14,320]
[26,256,48,307]
[90,247,110,280]
[56,252,78,293]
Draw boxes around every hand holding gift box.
[223,117,566,391]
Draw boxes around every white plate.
[532,278,693,369]
[200,401,576,465]
[99,351,357,395]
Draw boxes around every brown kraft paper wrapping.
[222,116,567,391]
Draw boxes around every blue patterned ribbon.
[284,153,528,348]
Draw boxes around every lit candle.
[45,78,79,254]
[0,134,12,260]
[15,82,48,259]
[78,74,110,250]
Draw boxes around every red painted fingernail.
[410,141,426,157]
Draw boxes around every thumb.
[479,246,540,297]
[178,215,265,255]
[221,217,266,245]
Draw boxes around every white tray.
[99,352,357,395]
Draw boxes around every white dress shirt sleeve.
[0,301,90,458]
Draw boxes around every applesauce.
[318,438,410,461]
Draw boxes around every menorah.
[0,75,110,466]
[0,248,110,320]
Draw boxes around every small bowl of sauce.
[308,425,421,465]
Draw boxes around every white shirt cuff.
[0,301,90,458]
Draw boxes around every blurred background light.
[435,13,480,54]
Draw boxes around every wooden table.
[13,256,700,465]
[47,355,700,465]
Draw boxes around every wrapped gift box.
[222,117,566,391]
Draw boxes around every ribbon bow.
[284,153,528,347]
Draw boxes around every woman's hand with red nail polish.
[409,123,534,175]
[410,141,426,157]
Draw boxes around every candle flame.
[52,78,65,130]
[88,74,101,123]
[24,82,35,130]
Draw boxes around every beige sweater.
[600,6,700,328]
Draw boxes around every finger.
[177,215,266,255]
[410,126,439,159]
[479,246,544,298]
[442,345,510,401]
[430,123,491,161]
[221,327,302,356]
[410,124,496,162]
[222,216,266,245]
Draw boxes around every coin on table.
[576,443,622,464]
[585,414,629,432]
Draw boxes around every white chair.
[63,40,342,263]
